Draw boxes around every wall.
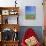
[0,0,44,26]
[0,0,15,7]
[18,0,44,26]
[44,0,46,27]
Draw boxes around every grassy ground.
[25,14,36,19]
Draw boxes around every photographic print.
[25,6,36,20]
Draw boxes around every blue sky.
[25,6,36,14]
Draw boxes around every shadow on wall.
[18,26,44,44]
